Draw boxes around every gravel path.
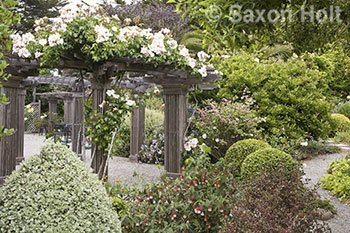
[23,133,163,185]
[303,152,350,233]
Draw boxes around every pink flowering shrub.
[122,148,237,232]
[194,98,263,161]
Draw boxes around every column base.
[129,155,138,163]
[166,172,181,180]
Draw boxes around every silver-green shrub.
[0,142,121,233]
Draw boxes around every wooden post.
[48,97,58,121]
[163,85,188,178]
[63,96,73,124]
[17,88,26,165]
[90,80,110,179]
[71,94,83,155]
[0,77,24,185]
[129,94,145,162]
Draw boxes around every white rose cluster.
[94,25,112,43]
[11,32,35,58]
[10,4,217,79]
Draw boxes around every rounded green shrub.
[241,148,298,179]
[0,142,121,233]
[338,102,350,119]
[224,139,271,173]
[331,113,350,132]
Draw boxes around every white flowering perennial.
[184,137,199,152]
[0,142,121,233]
[10,4,215,78]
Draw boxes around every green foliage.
[331,113,350,132]
[215,52,335,141]
[338,102,350,119]
[139,122,164,164]
[222,166,331,233]
[112,197,128,216]
[241,148,298,179]
[194,97,263,161]
[85,89,135,157]
[298,140,341,160]
[143,95,163,111]
[302,48,350,101]
[314,199,337,215]
[122,150,238,232]
[0,142,121,232]
[113,108,164,160]
[180,30,205,53]
[321,156,350,204]
[334,131,350,144]
[224,139,271,174]
[173,0,350,53]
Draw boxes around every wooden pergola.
[0,56,220,184]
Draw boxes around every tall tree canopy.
[173,0,350,54]
[15,0,68,32]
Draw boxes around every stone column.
[48,97,58,121]
[71,94,83,155]
[0,77,25,186]
[16,88,26,165]
[129,94,145,162]
[162,85,188,178]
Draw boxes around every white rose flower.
[124,18,132,25]
[198,66,207,77]
[255,58,260,63]
[35,52,42,58]
[106,90,115,97]
[184,142,191,151]
[197,51,210,62]
[167,39,178,49]
[48,33,63,46]
[126,100,136,106]
[112,15,120,21]
[300,142,308,147]
[215,138,220,143]
[141,46,155,57]
[94,25,112,43]
[179,45,190,58]
[202,134,207,139]
[18,48,31,58]
[187,57,197,69]
[161,28,170,34]
[39,39,47,46]
[190,138,198,148]
[22,32,35,45]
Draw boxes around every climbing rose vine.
[11,4,214,78]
